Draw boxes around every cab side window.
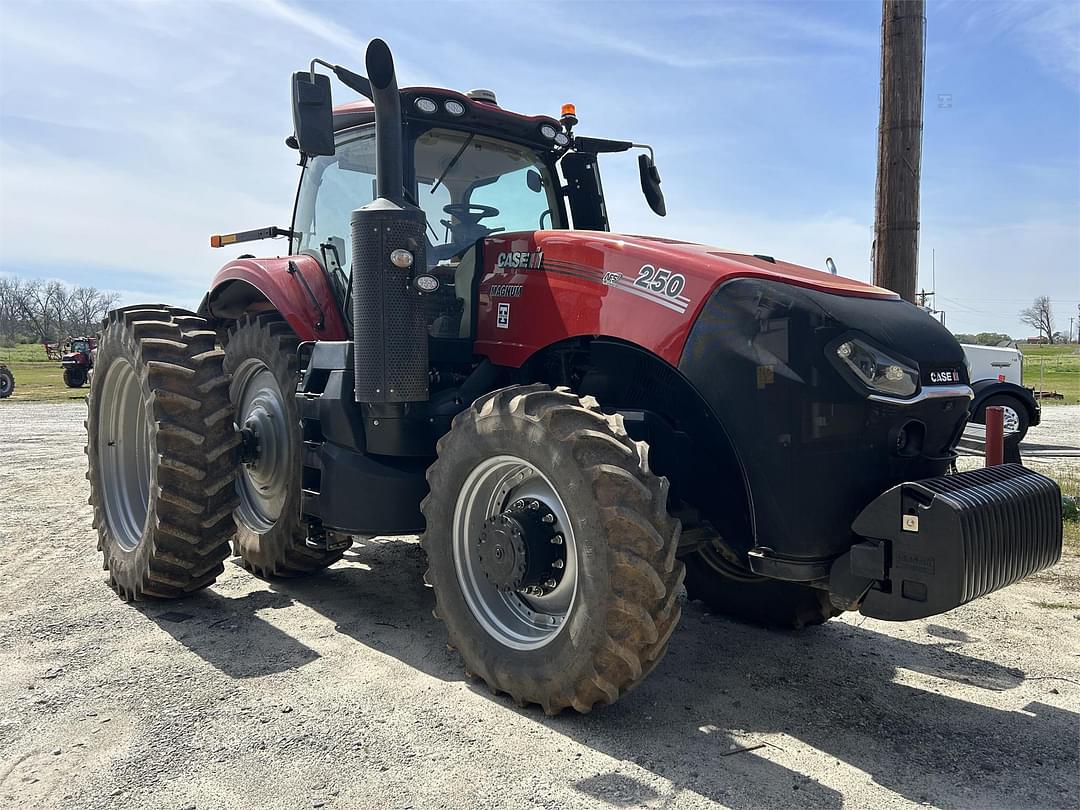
[293,127,377,270]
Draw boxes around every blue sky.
[0,0,1077,337]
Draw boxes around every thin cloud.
[245,0,368,55]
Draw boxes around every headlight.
[444,100,466,116]
[835,338,918,398]
[414,97,437,114]
[539,124,558,140]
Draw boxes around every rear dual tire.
[87,308,343,600]
[87,307,239,600]
[224,314,348,577]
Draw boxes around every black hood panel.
[679,278,970,563]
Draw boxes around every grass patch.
[0,343,90,402]
[1043,467,1080,556]
[0,345,88,402]
[0,343,52,364]
[1020,344,1080,405]
[1033,601,1079,610]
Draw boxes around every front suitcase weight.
[839,464,1062,621]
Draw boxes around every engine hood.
[533,231,897,301]
[476,229,903,368]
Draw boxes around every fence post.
[985,405,1005,467]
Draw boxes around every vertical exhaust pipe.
[366,38,404,205]
[350,39,430,448]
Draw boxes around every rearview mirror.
[638,154,666,217]
[526,169,543,193]
[291,71,335,157]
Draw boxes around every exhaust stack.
[366,38,404,205]
[350,39,430,427]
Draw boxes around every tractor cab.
[286,74,664,343]
[291,97,569,341]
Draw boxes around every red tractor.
[61,336,95,388]
[85,40,1061,713]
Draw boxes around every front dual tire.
[422,385,684,714]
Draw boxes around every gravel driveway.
[1,402,1077,809]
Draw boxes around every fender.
[970,379,1040,425]
[198,255,349,341]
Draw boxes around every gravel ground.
[1022,405,1080,478]
[1,402,1077,810]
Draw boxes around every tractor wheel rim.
[1000,406,1020,434]
[0,375,9,395]
[452,455,579,651]
[232,359,290,533]
[99,358,152,552]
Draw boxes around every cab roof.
[332,86,564,148]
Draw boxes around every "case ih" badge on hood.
[496,251,544,270]
[929,369,961,383]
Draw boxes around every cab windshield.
[413,128,562,265]
[292,125,562,273]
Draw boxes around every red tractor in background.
[61,336,95,388]
[85,40,1061,714]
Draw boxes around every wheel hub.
[477,498,565,595]
[1001,406,1020,433]
[232,361,291,532]
[453,455,579,651]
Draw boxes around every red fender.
[199,255,349,341]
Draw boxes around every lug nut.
[528,500,540,510]
[551,534,563,545]
[514,500,525,509]
[544,579,558,589]
[541,514,555,524]
[552,559,564,569]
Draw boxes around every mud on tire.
[224,313,347,577]
[421,384,684,714]
[87,306,239,600]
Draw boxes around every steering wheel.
[442,203,500,228]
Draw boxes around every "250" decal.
[634,265,686,298]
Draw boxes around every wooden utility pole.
[873,0,925,303]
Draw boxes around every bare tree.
[0,275,121,344]
[1019,296,1055,344]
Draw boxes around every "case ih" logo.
[496,251,543,270]
[929,369,960,383]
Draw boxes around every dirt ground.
[1,402,1077,810]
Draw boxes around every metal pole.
[873,0,926,303]
[985,406,1004,467]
